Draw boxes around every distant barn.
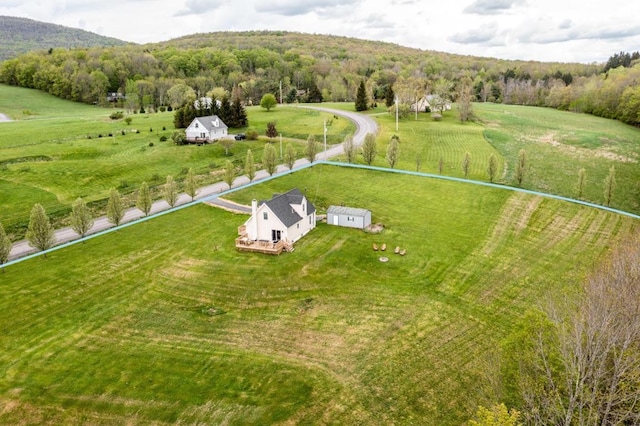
[326,206,371,230]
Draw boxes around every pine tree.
[223,160,235,189]
[185,168,197,201]
[385,85,395,108]
[219,95,231,125]
[285,143,296,170]
[26,203,55,255]
[262,143,277,175]
[70,197,94,238]
[231,97,248,127]
[163,175,179,207]
[305,134,318,163]
[266,122,278,139]
[355,80,369,111]
[0,222,12,270]
[136,181,152,216]
[245,149,256,182]
[106,188,125,226]
[306,82,323,103]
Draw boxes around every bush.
[159,106,166,112]
[136,130,140,134]
[171,131,186,145]
[162,126,166,131]
[150,128,153,132]
[139,107,145,114]
[121,130,125,135]
[159,135,167,142]
[109,111,124,120]
[98,134,102,138]
[246,128,259,140]
[149,142,154,147]
[124,117,132,125]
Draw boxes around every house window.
[200,132,206,138]
[263,212,268,220]
[195,123,198,128]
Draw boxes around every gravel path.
[6,106,378,262]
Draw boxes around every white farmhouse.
[236,189,316,254]
[185,115,228,143]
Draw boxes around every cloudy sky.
[2,0,639,63]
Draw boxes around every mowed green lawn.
[0,85,352,238]
[1,166,636,424]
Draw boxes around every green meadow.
[1,165,636,424]
[0,85,353,238]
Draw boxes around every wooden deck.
[235,236,286,255]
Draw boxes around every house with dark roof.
[236,188,316,254]
[185,115,228,143]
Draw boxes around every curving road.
[6,106,378,262]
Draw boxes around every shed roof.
[327,205,370,217]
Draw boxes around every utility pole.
[279,80,283,104]
[280,133,283,159]
[323,119,327,158]
[395,95,399,132]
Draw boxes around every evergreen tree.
[231,97,248,127]
[245,149,256,182]
[385,85,395,108]
[305,134,318,163]
[185,168,197,201]
[306,82,323,103]
[163,175,179,207]
[286,88,298,103]
[26,203,55,255]
[136,181,152,216]
[219,95,231,125]
[355,80,369,111]
[70,197,94,238]
[262,143,277,176]
[266,122,278,139]
[284,143,296,169]
[106,187,125,226]
[361,133,377,165]
[0,222,12,271]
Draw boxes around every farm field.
[0,85,353,238]
[0,165,636,425]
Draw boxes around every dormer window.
[195,122,198,128]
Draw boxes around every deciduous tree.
[462,152,471,178]
[185,168,197,200]
[386,135,399,168]
[107,188,125,226]
[223,160,235,189]
[136,181,152,216]
[0,222,11,271]
[219,137,234,156]
[515,149,526,186]
[305,134,318,163]
[604,165,616,206]
[262,143,277,176]
[26,203,54,255]
[488,154,498,182]
[284,143,296,170]
[163,175,178,207]
[245,149,256,181]
[361,133,377,165]
[468,404,521,426]
[343,135,356,163]
[576,168,587,199]
[260,93,277,111]
[70,197,93,238]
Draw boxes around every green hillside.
[0,16,128,61]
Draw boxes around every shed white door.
[333,215,339,225]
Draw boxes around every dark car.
[234,133,246,140]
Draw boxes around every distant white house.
[410,95,451,113]
[236,189,316,254]
[194,97,222,110]
[327,206,372,230]
[185,115,228,143]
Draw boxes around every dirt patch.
[365,223,384,234]
[535,132,637,163]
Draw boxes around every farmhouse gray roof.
[260,188,315,227]
[194,115,227,132]
[327,205,370,217]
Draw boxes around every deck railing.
[235,236,285,255]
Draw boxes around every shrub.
[171,131,186,145]
[136,130,140,134]
[121,130,125,135]
[87,135,92,139]
[159,135,167,142]
[109,111,124,120]
[149,128,153,132]
[124,117,132,125]
[98,134,103,138]
[246,128,259,140]
[108,133,113,137]
[167,105,173,111]
[159,106,166,112]
[149,142,154,147]
[139,107,145,114]
[162,126,166,131]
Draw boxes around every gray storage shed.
[326,206,372,230]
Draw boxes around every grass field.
[0,165,636,424]
[0,85,353,239]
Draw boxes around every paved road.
[7,106,378,261]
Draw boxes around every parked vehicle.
[234,133,246,140]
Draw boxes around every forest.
[1,31,639,126]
